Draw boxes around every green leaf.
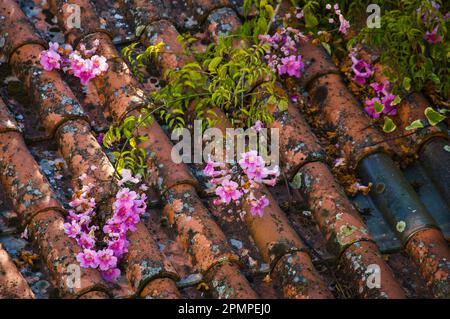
[382,117,397,133]
[429,73,441,85]
[129,137,136,148]
[424,107,446,126]
[278,99,288,111]
[374,101,384,113]
[321,42,331,55]
[405,119,424,130]
[290,172,302,189]
[208,57,223,72]
[304,7,318,29]
[264,5,274,18]
[267,95,277,105]
[391,96,401,106]
[402,77,411,91]
[256,16,268,34]
[123,128,131,139]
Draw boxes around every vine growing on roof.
[102,0,351,177]
[151,36,283,130]
[101,2,291,176]
[102,35,287,178]
[102,107,155,177]
[100,0,290,221]
[119,0,309,132]
[341,0,449,132]
[347,48,447,132]
[279,1,449,132]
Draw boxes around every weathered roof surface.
[0,0,448,299]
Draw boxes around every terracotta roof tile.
[11,44,89,137]
[0,97,108,298]
[0,243,35,298]
[293,41,450,297]
[405,228,450,298]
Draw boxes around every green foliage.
[107,3,292,176]
[279,1,354,56]
[106,33,286,175]
[301,1,320,28]
[153,36,286,129]
[110,0,449,177]
[240,0,279,37]
[122,41,165,82]
[102,108,154,177]
[348,0,450,98]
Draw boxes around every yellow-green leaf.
[402,77,411,91]
[208,57,223,72]
[374,101,384,113]
[382,117,397,133]
[321,42,331,55]
[405,119,424,130]
[392,96,401,106]
[304,7,318,29]
[278,99,288,111]
[135,25,146,37]
[424,107,446,126]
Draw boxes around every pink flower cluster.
[204,148,279,218]
[364,81,398,119]
[424,25,443,44]
[349,50,400,119]
[349,52,374,85]
[259,27,306,79]
[63,170,147,282]
[326,3,350,34]
[40,40,108,85]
